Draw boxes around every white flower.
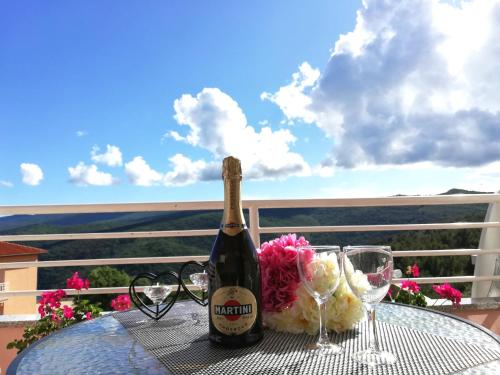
[264,255,365,334]
[343,256,372,296]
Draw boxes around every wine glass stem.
[366,304,381,352]
[317,299,330,346]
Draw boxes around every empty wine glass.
[343,245,397,366]
[144,283,172,310]
[297,245,343,355]
[189,271,208,323]
[189,271,208,293]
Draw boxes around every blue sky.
[1,0,500,205]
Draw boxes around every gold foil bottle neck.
[222,156,242,179]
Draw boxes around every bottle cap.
[222,156,242,179]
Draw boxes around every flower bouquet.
[258,234,365,335]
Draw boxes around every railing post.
[472,191,500,298]
[248,204,261,249]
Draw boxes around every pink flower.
[85,312,92,320]
[411,264,420,277]
[63,305,74,319]
[432,283,462,306]
[39,290,66,309]
[55,289,66,299]
[66,272,89,291]
[51,311,60,322]
[38,304,46,318]
[111,294,131,311]
[401,280,420,293]
[257,234,311,312]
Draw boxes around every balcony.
[1,193,499,371]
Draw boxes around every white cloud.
[163,154,215,186]
[170,87,311,183]
[91,145,123,167]
[20,163,44,186]
[0,180,13,188]
[265,0,500,169]
[124,156,163,186]
[68,162,115,186]
[76,130,87,137]
[261,62,320,124]
[313,162,335,178]
[123,154,218,187]
[167,131,185,142]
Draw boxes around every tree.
[87,266,131,310]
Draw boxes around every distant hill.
[0,188,492,295]
[440,188,493,195]
[0,188,491,232]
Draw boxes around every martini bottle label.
[211,286,257,335]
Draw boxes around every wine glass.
[343,245,397,366]
[189,271,208,323]
[189,271,208,293]
[297,245,343,355]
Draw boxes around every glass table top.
[8,302,500,375]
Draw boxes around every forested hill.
[0,188,491,292]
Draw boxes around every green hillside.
[0,189,490,297]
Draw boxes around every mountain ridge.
[0,188,492,232]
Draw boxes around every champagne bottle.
[208,156,263,347]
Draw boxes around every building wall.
[0,323,33,374]
[0,255,38,315]
[451,309,500,335]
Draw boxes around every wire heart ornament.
[128,271,181,321]
[179,260,209,306]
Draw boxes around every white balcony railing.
[0,194,499,299]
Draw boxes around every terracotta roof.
[0,242,47,257]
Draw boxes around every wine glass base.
[135,319,157,326]
[305,342,343,356]
[351,349,397,366]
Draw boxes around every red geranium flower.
[401,280,420,293]
[111,294,131,311]
[411,263,420,277]
[432,283,462,306]
[63,305,74,319]
[66,272,90,291]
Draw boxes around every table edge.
[6,321,52,375]
[7,302,499,374]
[6,315,121,375]
[384,301,500,344]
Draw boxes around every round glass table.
[8,302,500,375]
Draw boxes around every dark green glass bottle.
[208,156,263,347]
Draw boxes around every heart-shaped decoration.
[128,271,181,321]
[179,260,209,306]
